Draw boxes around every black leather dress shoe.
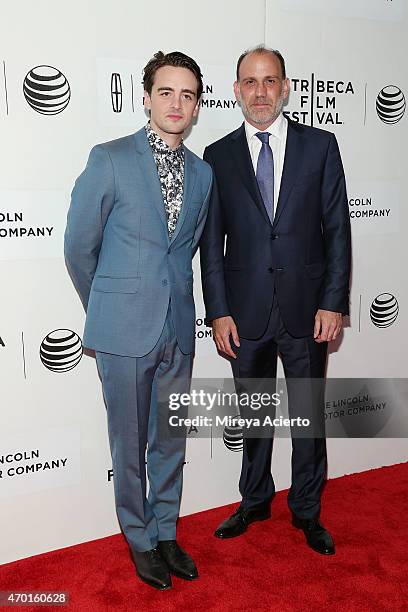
[214,505,271,539]
[157,540,198,580]
[132,548,172,590]
[292,515,335,555]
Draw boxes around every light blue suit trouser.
[96,304,192,552]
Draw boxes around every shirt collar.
[145,122,184,156]
[245,112,286,142]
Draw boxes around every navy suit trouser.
[231,296,328,519]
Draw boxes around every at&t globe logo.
[376,86,406,124]
[223,416,243,452]
[370,293,399,328]
[40,329,83,372]
[23,65,71,115]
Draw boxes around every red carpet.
[1,463,408,611]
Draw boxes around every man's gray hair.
[236,45,286,80]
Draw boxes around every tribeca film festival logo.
[376,85,406,124]
[284,75,355,126]
[370,293,399,328]
[40,329,83,373]
[23,65,71,115]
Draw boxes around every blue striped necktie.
[255,131,274,222]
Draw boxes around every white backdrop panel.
[0,0,407,564]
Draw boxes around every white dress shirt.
[245,112,288,214]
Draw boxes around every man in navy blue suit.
[200,46,351,555]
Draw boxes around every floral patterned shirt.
[145,122,184,239]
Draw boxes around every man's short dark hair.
[236,45,286,81]
[143,51,203,100]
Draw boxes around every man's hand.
[314,309,343,343]
[212,316,240,358]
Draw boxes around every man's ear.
[144,90,151,111]
[192,101,200,118]
[282,78,290,100]
[233,80,241,103]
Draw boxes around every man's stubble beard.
[241,94,285,126]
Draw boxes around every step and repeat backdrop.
[1,0,407,564]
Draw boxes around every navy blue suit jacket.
[200,118,351,339]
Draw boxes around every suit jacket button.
[162,279,168,286]
[167,248,171,254]
[268,267,274,273]
[271,234,278,240]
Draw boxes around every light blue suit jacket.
[64,127,212,357]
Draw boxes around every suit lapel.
[272,119,305,228]
[133,128,169,242]
[230,124,271,225]
[170,146,196,245]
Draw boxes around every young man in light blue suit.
[64,51,212,590]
